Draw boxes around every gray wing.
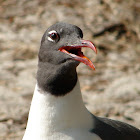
[90,115,140,140]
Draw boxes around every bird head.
[39,22,97,70]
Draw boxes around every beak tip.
[95,49,97,54]
[90,64,96,70]
[94,46,97,54]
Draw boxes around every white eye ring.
[48,30,58,42]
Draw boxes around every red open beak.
[59,40,97,70]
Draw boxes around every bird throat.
[37,61,78,96]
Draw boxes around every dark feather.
[91,115,140,140]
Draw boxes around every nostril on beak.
[82,42,87,45]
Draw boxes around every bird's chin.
[63,58,80,68]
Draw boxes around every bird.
[22,22,140,140]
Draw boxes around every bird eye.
[50,33,58,40]
[48,30,59,42]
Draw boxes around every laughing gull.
[22,22,140,140]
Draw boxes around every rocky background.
[0,0,140,139]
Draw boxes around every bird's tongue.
[73,49,96,70]
[59,40,97,70]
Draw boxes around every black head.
[37,22,97,96]
[39,22,83,66]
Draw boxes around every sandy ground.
[0,0,140,139]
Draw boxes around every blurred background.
[0,0,140,139]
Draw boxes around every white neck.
[23,80,101,140]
